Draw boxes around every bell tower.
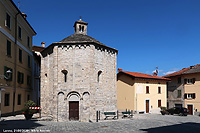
[73,17,88,35]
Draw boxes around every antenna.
[18,0,20,9]
[155,67,158,74]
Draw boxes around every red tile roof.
[163,64,200,78]
[118,69,170,81]
[32,45,45,52]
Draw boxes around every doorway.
[187,105,193,115]
[146,100,149,113]
[69,101,79,120]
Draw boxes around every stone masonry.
[40,19,118,122]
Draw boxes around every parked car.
[163,107,189,116]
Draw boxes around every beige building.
[117,69,170,114]
[0,0,36,116]
[164,64,200,115]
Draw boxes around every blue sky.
[13,0,200,76]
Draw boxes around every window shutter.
[192,78,195,84]
[17,72,20,83]
[22,73,24,84]
[184,94,187,99]
[184,79,187,84]
[192,93,196,99]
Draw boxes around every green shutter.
[22,73,24,84]
[17,71,20,83]
[7,40,11,56]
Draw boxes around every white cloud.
[163,71,176,75]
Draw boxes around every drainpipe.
[13,12,20,115]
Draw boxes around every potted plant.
[22,100,36,120]
[160,106,168,115]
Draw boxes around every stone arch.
[57,91,65,121]
[67,91,80,101]
[83,92,90,100]
[67,91,80,120]
[97,70,102,82]
[82,91,90,121]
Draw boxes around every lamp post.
[0,70,12,121]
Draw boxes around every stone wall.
[41,43,117,122]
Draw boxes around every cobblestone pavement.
[1,114,200,133]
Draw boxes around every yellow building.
[117,69,170,114]
[164,64,200,115]
[0,0,36,116]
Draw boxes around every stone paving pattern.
[1,114,200,133]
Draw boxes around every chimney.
[41,42,45,47]
[22,13,27,19]
[118,68,123,73]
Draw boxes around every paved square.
[1,114,200,133]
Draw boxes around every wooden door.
[187,105,193,115]
[146,100,149,113]
[69,101,79,120]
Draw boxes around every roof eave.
[119,71,170,81]
[10,0,37,35]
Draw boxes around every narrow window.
[18,94,21,105]
[28,55,31,68]
[158,87,161,94]
[187,79,193,84]
[6,13,11,28]
[19,49,22,62]
[146,86,149,94]
[27,36,30,47]
[82,26,84,32]
[98,71,102,82]
[177,90,181,98]
[17,71,24,84]
[18,26,22,39]
[7,40,11,56]
[27,75,31,85]
[178,77,181,84]
[61,70,68,82]
[27,95,30,101]
[5,93,10,106]
[79,25,81,31]
[64,73,67,82]
[158,100,161,107]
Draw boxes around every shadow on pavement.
[0,119,44,132]
[140,122,200,133]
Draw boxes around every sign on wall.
[137,85,143,94]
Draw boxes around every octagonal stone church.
[40,19,118,122]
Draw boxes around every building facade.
[32,45,45,107]
[0,0,36,116]
[40,19,118,122]
[164,64,200,115]
[117,69,170,114]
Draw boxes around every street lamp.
[0,70,12,121]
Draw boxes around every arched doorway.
[67,92,80,120]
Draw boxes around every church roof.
[60,34,105,46]
[58,34,118,52]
